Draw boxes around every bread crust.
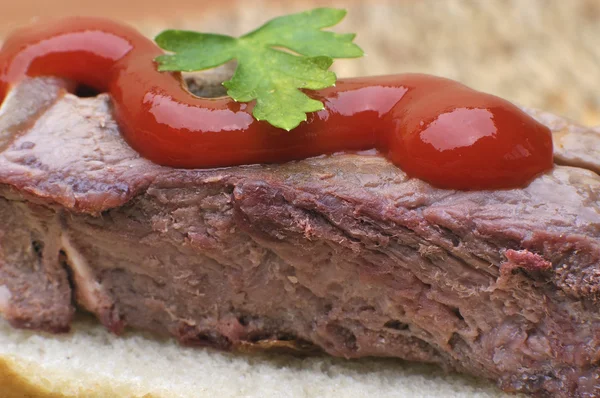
[0,355,161,398]
[0,357,64,398]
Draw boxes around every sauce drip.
[0,17,553,190]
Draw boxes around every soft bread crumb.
[0,316,521,398]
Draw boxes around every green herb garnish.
[154,8,364,130]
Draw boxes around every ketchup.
[0,17,553,190]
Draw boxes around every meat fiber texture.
[1,77,600,397]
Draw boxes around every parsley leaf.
[155,8,364,130]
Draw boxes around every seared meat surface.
[1,78,600,397]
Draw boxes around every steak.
[1,77,600,397]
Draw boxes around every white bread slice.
[0,1,591,397]
[0,316,516,398]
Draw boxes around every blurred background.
[1,0,599,125]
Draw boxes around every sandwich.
[1,1,599,397]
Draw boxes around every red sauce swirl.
[0,17,553,190]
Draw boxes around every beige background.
[2,0,600,125]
